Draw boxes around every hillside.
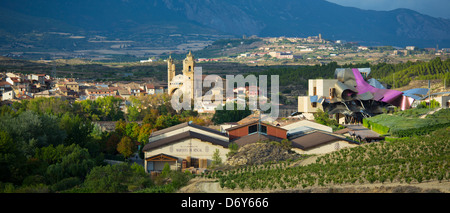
[194,126,449,193]
[1,0,450,59]
[370,57,450,88]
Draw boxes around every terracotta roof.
[118,89,131,95]
[0,81,12,87]
[143,130,229,151]
[236,113,260,125]
[334,128,350,134]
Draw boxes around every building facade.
[143,122,229,173]
[298,79,337,114]
[167,51,196,100]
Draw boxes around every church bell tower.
[183,50,195,79]
[182,51,195,100]
[167,55,175,83]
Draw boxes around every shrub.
[22,175,46,186]
[161,163,171,178]
[83,163,153,193]
[51,177,82,192]
[227,142,239,157]
[15,184,50,193]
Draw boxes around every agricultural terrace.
[363,107,450,137]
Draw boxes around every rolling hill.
[1,0,449,57]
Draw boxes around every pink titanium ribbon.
[351,68,406,108]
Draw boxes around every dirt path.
[420,107,442,118]
[179,177,450,193]
[178,155,322,193]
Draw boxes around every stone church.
[167,51,196,100]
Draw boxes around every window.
[260,125,267,134]
[249,124,258,134]
[313,87,317,96]
[248,124,267,135]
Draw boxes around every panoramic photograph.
[0,0,448,210]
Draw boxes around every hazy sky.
[326,0,450,19]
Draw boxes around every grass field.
[364,107,450,136]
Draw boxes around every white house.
[2,90,15,101]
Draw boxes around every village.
[0,45,449,196]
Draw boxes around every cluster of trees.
[254,61,340,89]
[0,106,104,192]
[211,102,251,125]
[5,96,124,122]
[102,109,206,160]
[203,126,449,191]
[255,57,449,93]
[0,94,201,193]
[370,57,450,88]
[313,108,345,131]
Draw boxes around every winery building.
[143,119,359,173]
[143,122,230,173]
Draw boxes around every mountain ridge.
[0,0,449,56]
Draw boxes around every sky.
[326,0,450,19]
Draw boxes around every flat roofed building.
[289,131,358,155]
[298,79,337,114]
[282,119,332,133]
[226,120,287,141]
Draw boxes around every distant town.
[4,34,449,65]
[0,71,166,104]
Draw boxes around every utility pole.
[445,69,448,90]
[428,80,431,110]
[258,109,261,142]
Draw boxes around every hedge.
[363,118,390,135]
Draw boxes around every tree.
[137,124,154,145]
[227,143,239,157]
[212,149,222,166]
[117,136,135,159]
[115,120,127,136]
[0,130,26,183]
[161,162,171,178]
[45,145,96,184]
[313,108,343,131]
[83,163,152,193]
[154,114,182,130]
[104,132,121,155]
[212,102,251,125]
[59,113,93,147]
[143,109,159,125]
